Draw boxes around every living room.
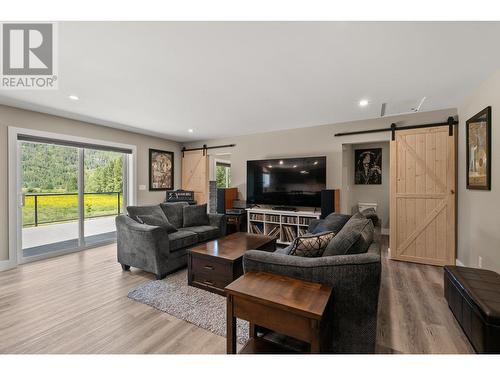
[1,2,500,374]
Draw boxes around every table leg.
[249,322,258,338]
[226,295,237,354]
[310,320,321,353]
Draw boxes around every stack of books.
[298,227,308,236]
[266,225,280,239]
[282,225,297,243]
[250,223,263,234]
[298,217,313,225]
[282,216,297,224]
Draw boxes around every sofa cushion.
[289,231,335,257]
[322,215,374,257]
[183,204,209,227]
[160,202,188,229]
[127,205,167,223]
[136,214,177,234]
[180,225,220,242]
[168,230,198,251]
[312,213,351,234]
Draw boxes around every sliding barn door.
[182,150,209,204]
[390,126,456,266]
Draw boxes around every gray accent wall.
[0,104,182,262]
[458,68,500,273]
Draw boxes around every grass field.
[23,192,123,227]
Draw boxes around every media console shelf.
[246,208,321,245]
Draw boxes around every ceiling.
[1,21,500,142]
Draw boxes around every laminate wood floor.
[0,237,474,354]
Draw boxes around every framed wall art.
[149,149,174,191]
[466,106,491,190]
[354,148,382,185]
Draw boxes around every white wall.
[185,108,457,215]
[343,141,390,230]
[0,105,182,262]
[458,68,500,273]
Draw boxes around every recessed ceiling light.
[188,128,194,133]
[69,95,79,101]
[268,165,273,168]
[279,160,284,165]
[314,161,318,165]
[359,99,369,107]
[293,165,297,168]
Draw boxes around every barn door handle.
[450,189,455,194]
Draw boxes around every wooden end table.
[225,271,333,354]
[187,233,276,295]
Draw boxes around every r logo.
[2,23,53,75]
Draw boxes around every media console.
[246,207,321,245]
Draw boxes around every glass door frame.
[8,127,137,266]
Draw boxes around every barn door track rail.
[182,143,236,157]
[334,116,458,140]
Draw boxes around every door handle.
[19,193,26,207]
[204,265,214,270]
[450,189,455,195]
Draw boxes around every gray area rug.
[128,269,249,344]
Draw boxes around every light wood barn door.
[390,126,456,266]
[182,150,208,204]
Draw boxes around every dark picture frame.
[466,106,491,190]
[149,149,174,191]
[354,148,382,185]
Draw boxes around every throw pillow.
[360,208,379,226]
[183,203,210,227]
[289,231,335,257]
[312,213,351,234]
[322,216,374,257]
[136,214,177,234]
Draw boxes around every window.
[216,162,231,188]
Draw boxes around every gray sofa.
[243,211,381,353]
[116,202,226,279]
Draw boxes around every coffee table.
[187,232,276,295]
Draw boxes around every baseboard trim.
[456,259,465,267]
[0,259,16,272]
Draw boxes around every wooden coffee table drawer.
[191,256,231,278]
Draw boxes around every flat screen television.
[246,156,326,208]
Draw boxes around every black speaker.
[320,190,338,219]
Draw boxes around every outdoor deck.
[22,216,117,257]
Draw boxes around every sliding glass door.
[83,149,126,245]
[18,137,131,262]
[21,142,80,257]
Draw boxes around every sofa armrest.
[208,213,227,236]
[115,215,170,275]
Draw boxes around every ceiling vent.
[381,97,426,117]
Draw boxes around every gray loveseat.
[243,211,381,353]
[116,202,226,279]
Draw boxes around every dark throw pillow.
[360,208,379,226]
[322,215,374,257]
[289,231,335,257]
[136,214,177,234]
[312,213,351,234]
[183,203,210,227]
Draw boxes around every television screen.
[246,156,326,207]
